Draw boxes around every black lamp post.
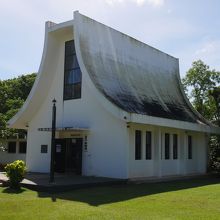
[50,99,56,183]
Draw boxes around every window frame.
[173,134,178,160]
[8,141,16,154]
[63,40,82,100]
[19,141,27,154]
[165,133,170,160]
[146,131,152,160]
[188,135,192,159]
[135,130,142,160]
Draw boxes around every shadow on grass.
[37,177,220,206]
[2,187,26,194]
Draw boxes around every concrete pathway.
[0,172,126,192]
[1,172,215,192]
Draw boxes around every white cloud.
[176,39,220,77]
[105,0,123,5]
[1,0,219,81]
[133,0,147,6]
[145,0,164,7]
[105,0,164,7]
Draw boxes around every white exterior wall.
[7,13,219,180]
[128,124,155,177]
[128,124,207,178]
[24,27,208,179]
[26,27,129,179]
[0,139,26,164]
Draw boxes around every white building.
[8,12,220,179]
[0,139,26,165]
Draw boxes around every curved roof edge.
[74,13,211,123]
[74,12,130,123]
[74,11,220,133]
[8,20,74,129]
[8,11,220,134]
[8,22,50,129]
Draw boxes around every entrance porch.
[38,126,89,176]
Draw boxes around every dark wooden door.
[55,139,66,173]
[66,138,82,174]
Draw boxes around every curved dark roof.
[75,13,205,123]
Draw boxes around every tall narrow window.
[146,131,152,160]
[135,130,142,160]
[19,142,27,154]
[165,133,170,159]
[173,134,178,159]
[63,40,82,100]
[188,135,192,159]
[8,142,16,153]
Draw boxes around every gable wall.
[25,27,129,178]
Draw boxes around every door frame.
[55,138,83,174]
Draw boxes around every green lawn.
[0,177,220,220]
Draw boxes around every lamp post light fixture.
[50,99,57,183]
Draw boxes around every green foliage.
[5,160,27,189]
[0,73,36,139]
[209,135,220,173]
[182,60,220,173]
[209,87,220,126]
[0,163,6,171]
[182,60,220,121]
[0,139,7,152]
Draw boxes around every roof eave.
[130,113,220,134]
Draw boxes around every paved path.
[0,172,126,192]
[1,172,213,192]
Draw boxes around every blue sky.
[0,0,220,80]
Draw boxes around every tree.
[0,81,8,113]
[182,60,220,121]
[0,73,36,140]
[209,87,220,126]
[182,60,220,172]
[209,86,220,172]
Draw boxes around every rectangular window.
[135,130,142,160]
[19,142,27,154]
[188,135,192,159]
[63,40,82,100]
[165,133,170,159]
[41,145,48,154]
[173,134,178,159]
[8,142,16,153]
[146,131,152,160]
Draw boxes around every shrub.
[5,160,27,189]
[212,158,220,174]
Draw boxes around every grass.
[0,177,220,220]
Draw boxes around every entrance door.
[65,138,83,175]
[55,139,66,173]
